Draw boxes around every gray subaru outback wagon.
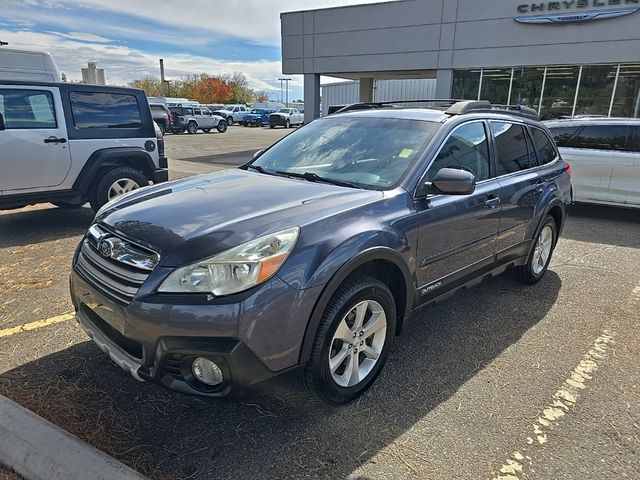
[70,100,572,404]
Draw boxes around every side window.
[184,108,193,116]
[0,89,56,129]
[194,108,202,115]
[491,122,533,175]
[530,128,558,165]
[70,92,141,129]
[203,109,211,116]
[574,125,628,151]
[427,122,490,182]
[549,126,579,147]
[629,126,640,153]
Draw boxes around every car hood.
[96,169,382,266]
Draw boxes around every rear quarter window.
[70,92,141,129]
[530,128,558,165]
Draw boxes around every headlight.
[158,227,299,296]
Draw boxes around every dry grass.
[0,465,22,480]
[0,370,177,480]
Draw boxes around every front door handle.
[44,136,67,144]
[485,195,501,209]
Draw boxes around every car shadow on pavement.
[563,204,640,249]
[0,272,561,480]
[0,205,94,248]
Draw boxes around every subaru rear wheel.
[512,215,557,284]
[305,275,396,404]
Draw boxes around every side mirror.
[418,168,476,197]
[253,149,265,159]
[0,113,5,131]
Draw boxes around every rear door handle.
[44,136,67,144]
[485,195,501,209]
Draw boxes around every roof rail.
[445,101,539,120]
[331,99,464,114]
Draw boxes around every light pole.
[278,77,292,106]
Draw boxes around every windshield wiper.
[275,170,362,189]
[246,164,267,174]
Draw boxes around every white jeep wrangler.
[0,81,168,212]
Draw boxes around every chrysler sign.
[515,0,640,23]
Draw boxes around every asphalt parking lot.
[0,129,638,479]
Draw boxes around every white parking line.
[0,313,74,339]
[491,330,614,480]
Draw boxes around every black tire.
[305,275,396,405]
[226,116,234,126]
[158,123,166,135]
[187,121,198,134]
[202,128,211,133]
[285,119,291,128]
[269,124,275,129]
[217,120,227,133]
[89,167,149,212]
[52,201,84,209]
[512,215,557,284]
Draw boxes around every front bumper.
[269,116,287,126]
[244,117,263,126]
[69,263,319,397]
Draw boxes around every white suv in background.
[546,118,640,209]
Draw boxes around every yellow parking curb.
[0,313,74,339]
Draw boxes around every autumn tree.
[193,76,234,104]
[223,72,254,104]
[131,76,164,96]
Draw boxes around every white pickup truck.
[210,105,250,126]
[268,108,304,128]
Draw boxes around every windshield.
[251,117,440,189]
[277,109,290,113]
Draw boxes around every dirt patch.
[0,466,22,480]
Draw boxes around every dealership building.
[281,0,640,122]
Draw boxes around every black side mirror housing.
[417,167,476,197]
[0,113,5,131]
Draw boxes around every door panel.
[0,86,71,191]
[415,180,501,291]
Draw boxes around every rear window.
[150,105,165,113]
[530,128,557,165]
[574,125,629,151]
[491,122,533,175]
[549,126,579,147]
[70,92,141,129]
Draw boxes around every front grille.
[75,227,156,305]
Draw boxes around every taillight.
[168,113,173,122]
[565,162,572,178]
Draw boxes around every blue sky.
[1,0,384,100]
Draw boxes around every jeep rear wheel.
[89,167,148,212]
[305,275,396,405]
[187,121,198,134]
[217,120,227,133]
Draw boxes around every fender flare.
[73,147,156,193]
[526,197,566,253]
[298,246,414,365]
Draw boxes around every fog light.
[191,357,224,386]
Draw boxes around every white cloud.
[47,31,112,43]
[0,29,296,94]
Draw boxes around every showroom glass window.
[70,92,141,128]
[452,70,481,100]
[530,128,557,165]
[574,65,617,116]
[540,66,580,119]
[510,67,545,111]
[0,89,56,129]
[427,122,490,181]
[480,68,512,105]
[574,125,629,151]
[611,64,640,118]
[491,122,533,175]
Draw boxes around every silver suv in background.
[0,81,168,211]
[169,106,227,134]
[547,118,640,209]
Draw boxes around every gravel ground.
[0,131,638,480]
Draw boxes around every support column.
[303,73,321,123]
[435,69,454,99]
[359,77,374,102]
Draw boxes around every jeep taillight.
[565,163,572,178]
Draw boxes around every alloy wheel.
[328,300,387,388]
[107,178,140,201]
[532,224,553,275]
